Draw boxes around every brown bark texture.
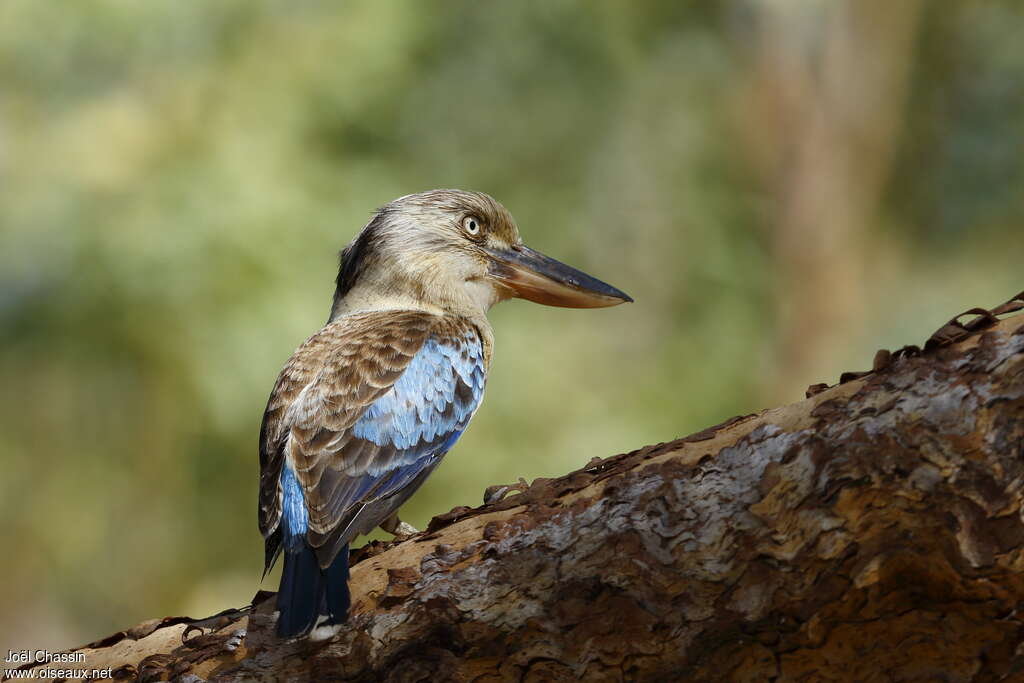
[10,296,1024,683]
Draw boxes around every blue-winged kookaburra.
[258,189,631,639]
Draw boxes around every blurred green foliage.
[1,0,1021,650]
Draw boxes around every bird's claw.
[393,520,419,535]
[180,606,251,644]
[225,628,246,652]
[483,477,529,504]
[379,513,419,537]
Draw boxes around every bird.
[258,189,631,639]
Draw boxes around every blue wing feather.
[352,335,484,464]
[281,464,310,551]
[281,331,485,543]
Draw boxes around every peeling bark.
[11,305,1024,683]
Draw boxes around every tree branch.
[11,297,1024,682]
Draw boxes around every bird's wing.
[258,311,430,541]
[259,310,486,569]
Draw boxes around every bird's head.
[329,189,631,320]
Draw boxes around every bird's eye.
[462,216,481,237]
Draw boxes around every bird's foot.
[483,477,529,504]
[224,628,246,652]
[309,617,343,642]
[180,606,251,643]
[379,513,419,537]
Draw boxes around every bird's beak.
[485,244,633,308]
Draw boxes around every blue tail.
[276,542,350,638]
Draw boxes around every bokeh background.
[2,0,1022,652]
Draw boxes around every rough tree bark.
[10,296,1024,683]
